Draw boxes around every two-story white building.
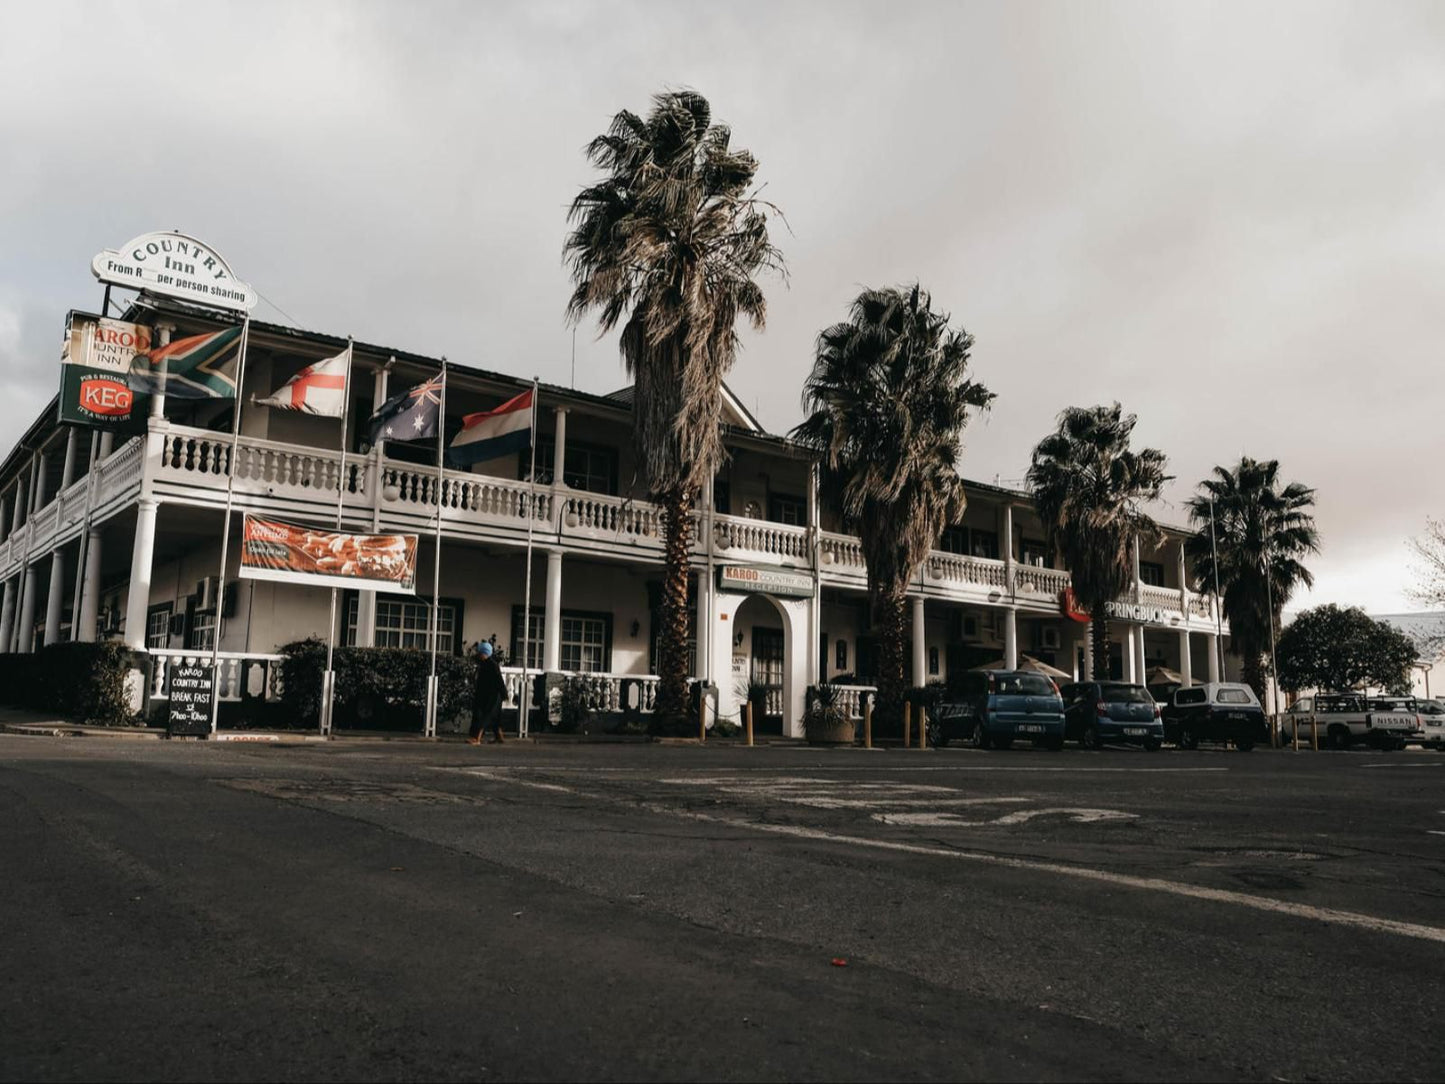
[0,301,1234,734]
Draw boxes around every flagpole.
[209,315,251,735]
[1209,496,1225,680]
[321,340,354,737]
[519,379,539,739]
[425,358,448,738]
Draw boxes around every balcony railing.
[147,650,286,703]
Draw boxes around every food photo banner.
[239,514,419,594]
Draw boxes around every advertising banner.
[239,514,419,594]
[57,311,150,432]
[167,663,215,736]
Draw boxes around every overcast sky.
[2,0,1441,612]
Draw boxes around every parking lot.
[3,735,1443,1081]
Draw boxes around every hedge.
[0,642,144,726]
[278,639,476,730]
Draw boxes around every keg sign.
[168,663,215,736]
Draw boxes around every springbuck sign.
[92,231,257,312]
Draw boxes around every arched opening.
[735,593,788,734]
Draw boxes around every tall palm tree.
[793,285,993,730]
[1027,404,1170,680]
[565,90,784,729]
[1185,457,1319,701]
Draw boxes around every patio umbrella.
[971,654,1073,680]
[1145,665,1183,687]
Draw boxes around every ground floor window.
[146,604,172,650]
[343,594,464,654]
[510,606,614,672]
[189,609,216,651]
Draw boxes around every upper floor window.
[525,439,618,495]
[1020,538,1051,567]
[769,493,806,527]
[1139,561,1166,587]
[939,526,1000,559]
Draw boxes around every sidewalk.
[0,705,165,740]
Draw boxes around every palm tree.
[1027,404,1170,680]
[1185,457,1319,701]
[793,285,993,730]
[565,90,784,729]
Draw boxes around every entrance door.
[751,627,784,734]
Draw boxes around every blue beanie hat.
[478,641,494,657]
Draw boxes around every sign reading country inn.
[718,564,814,598]
[92,231,257,312]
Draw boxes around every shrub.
[278,640,476,730]
[0,642,144,726]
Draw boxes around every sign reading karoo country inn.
[718,564,814,598]
[92,231,257,312]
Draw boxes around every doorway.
[751,626,784,734]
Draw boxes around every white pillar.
[1003,607,1018,670]
[123,498,159,650]
[98,433,114,459]
[10,480,24,532]
[1123,624,1136,683]
[0,577,14,652]
[78,528,102,643]
[356,366,390,649]
[543,548,562,671]
[16,566,38,653]
[1132,535,1143,601]
[696,563,713,681]
[1206,632,1220,683]
[43,550,64,646]
[149,324,174,419]
[911,596,926,688]
[1178,629,1193,687]
[30,453,47,512]
[1134,624,1146,681]
[552,407,567,486]
[1002,503,1015,590]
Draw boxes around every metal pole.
[321,341,354,737]
[209,316,251,735]
[1264,548,1279,719]
[519,380,540,738]
[1209,496,1225,680]
[425,360,447,737]
[68,432,99,638]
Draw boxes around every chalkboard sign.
[168,663,215,736]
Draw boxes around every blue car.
[1059,681,1164,751]
[931,669,1066,750]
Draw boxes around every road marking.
[875,807,1139,828]
[1428,831,1445,837]
[460,768,1445,946]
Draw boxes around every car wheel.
[1328,727,1350,751]
[973,719,992,750]
[1044,736,1064,752]
[994,737,1014,751]
[1081,724,1103,750]
[927,722,947,748]
[1235,736,1255,752]
[1178,727,1199,750]
[1142,738,1162,752]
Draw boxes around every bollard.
[699,695,707,744]
[864,699,873,749]
[1311,717,1319,752]
[746,701,755,747]
[903,702,911,749]
[918,704,928,750]
[1293,719,1300,752]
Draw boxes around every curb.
[1,723,164,740]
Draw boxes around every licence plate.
[1017,724,1044,733]
[1377,719,1410,729]
[1228,713,1247,721]
[1124,727,1147,736]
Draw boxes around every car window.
[1422,701,1445,715]
[1101,684,1152,704]
[1292,697,1312,713]
[1216,688,1254,704]
[994,673,1056,697]
[1175,688,1206,705]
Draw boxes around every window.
[1291,698,1313,713]
[344,595,463,653]
[1216,688,1255,705]
[1176,688,1207,706]
[1101,684,1153,704]
[1020,539,1050,567]
[189,609,216,651]
[769,493,806,527]
[835,639,848,672]
[970,529,1000,560]
[511,607,614,673]
[525,439,618,495]
[1139,561,1166,587]
[146,604,173,650]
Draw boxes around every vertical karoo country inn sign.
[92,231,257,312]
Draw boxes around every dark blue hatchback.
[932,670,1066,750]
[1060,682,1163,751]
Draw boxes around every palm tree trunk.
[871,578,908,736]
[1091,616,1111,681]
[1241,652,1266,704]
[654,486,695,733]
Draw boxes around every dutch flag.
[447,386,535,466]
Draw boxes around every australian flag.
[366,374,443,448]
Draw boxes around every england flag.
[257,348,351,417]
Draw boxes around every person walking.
[468,640,507,745]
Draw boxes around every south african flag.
[129,325,243,399]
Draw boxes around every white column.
[30,453,47,512]
[1134,624,1146,682]
[356,366,390,649]
[78,528,102,643]
[543,548,562,671]
[0,577,14,652]
[10,480,24,532]
[60,430,78,490]
[911,596,926,688]
[149,323,174,419]
[98,433,114,459]
[16,567,37,653]
[552,407,567,485]
[1132,535,1143,602]
[1179,629,1193,687]
[1001,503,1015,591]
[1123,624,1137,683]
[696,562,713,682]
[1003,607,1018,671]
[43,550,64,646]
[123,498,159,650]
[1082,621,1094,680]
[1206,632,1220,683]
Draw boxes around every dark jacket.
[472,654,506,716]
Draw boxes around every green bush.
[0,642,144,726]
[278,639,476,730]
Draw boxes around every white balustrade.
[928,552,1009,589]
[1140,584,1184,613]
[829,684,876,721]
[819,532,865,572]
[500,667,661,713]
[1188,593,1214,619]
[561,492,661,541]
[1015,564,1070,596]
[713,514,810,562]
[148,650,285,703]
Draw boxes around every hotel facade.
[0,302,1235,735]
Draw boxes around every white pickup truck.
[1280,694,1419,750]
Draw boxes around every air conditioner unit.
[195,577,218,614]
[168,613,186,637]
[1040,626,1061,651]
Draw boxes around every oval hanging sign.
[92,230,257,312]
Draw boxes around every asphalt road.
[3,734,1443,1082]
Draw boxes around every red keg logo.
[80,377,134,416]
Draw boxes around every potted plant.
[804,683,856,746]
